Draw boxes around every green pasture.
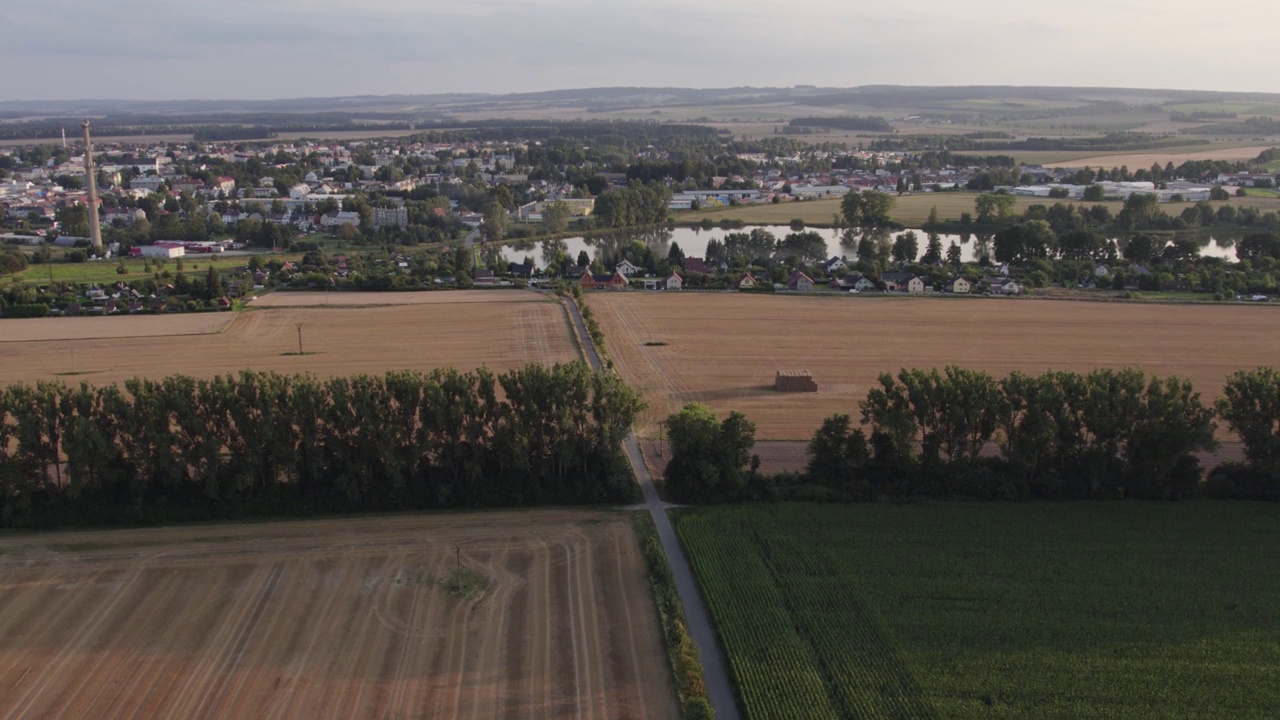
[4,252,296,287]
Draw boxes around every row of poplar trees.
[0,363,644,528]
[806,366,1280,501]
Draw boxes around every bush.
[2,303,49,318]
[1204,462,1280,501]
[0,249,29,276]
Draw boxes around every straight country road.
[563,295,741,720]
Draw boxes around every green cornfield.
[676,502,1280,719]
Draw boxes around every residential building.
[102,207,146,226]
[787,271,815,292]
[579,270,628,291]
[615,259,642,276]
[320,211,361,227]
[129,176,166,192]
[372,206,408,229]
[838,273,876,292]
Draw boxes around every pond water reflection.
[496,225,1240,271]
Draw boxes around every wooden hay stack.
[775,369,817,393]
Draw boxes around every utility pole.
[295,322,304,355]
[81,120,103,255]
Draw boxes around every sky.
[1,0,1275,101]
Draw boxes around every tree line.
[663,367,1280,504]
[788,116,891,132]
[0,363,644,528]
[870,133,1210,154]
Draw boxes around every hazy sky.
[2,0,1274,101]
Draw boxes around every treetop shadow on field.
[674,386,776,403]
[674,384,860,403]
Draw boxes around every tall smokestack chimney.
[82,120,103,255]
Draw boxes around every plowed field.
[0,290,578,386]
[591,293,1280,439]
[0,510,678,720]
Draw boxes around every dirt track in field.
[0,510,678,720]
[0,291,577,387]
[592,293,1280,440]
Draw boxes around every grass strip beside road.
[633,514,716,719]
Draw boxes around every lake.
[496,225,1241,270]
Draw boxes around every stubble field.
[589,293,1280,439]
[1041,144,1277,169]
[0,290,578,387]
[0,510,678,720]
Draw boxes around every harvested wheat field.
[0,510,678,720]
[591,293,1280,439]
[0,291,577,387]
[247,290,532,307]
[1043,144,1275,169]
[0,313,236,342]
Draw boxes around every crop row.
[678,508,938,719]
[678,502,1280,719]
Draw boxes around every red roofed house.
[682,256,709,274]
[579,270,628,291]
[787,271,814,292]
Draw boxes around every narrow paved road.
[564,297,741,720]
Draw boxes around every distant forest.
[788,116,892,132]
[871,133,1211,153]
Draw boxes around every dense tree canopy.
[840,190,896,227]
[663,403,758,504]
[0,363,644,527]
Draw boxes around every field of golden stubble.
[590,292,1280,439]
[0,291,579,387]
[0,510,677,720]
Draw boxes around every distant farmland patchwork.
[0,511,678,720]
[590,293,1280,439]
[677,503,1280,720]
